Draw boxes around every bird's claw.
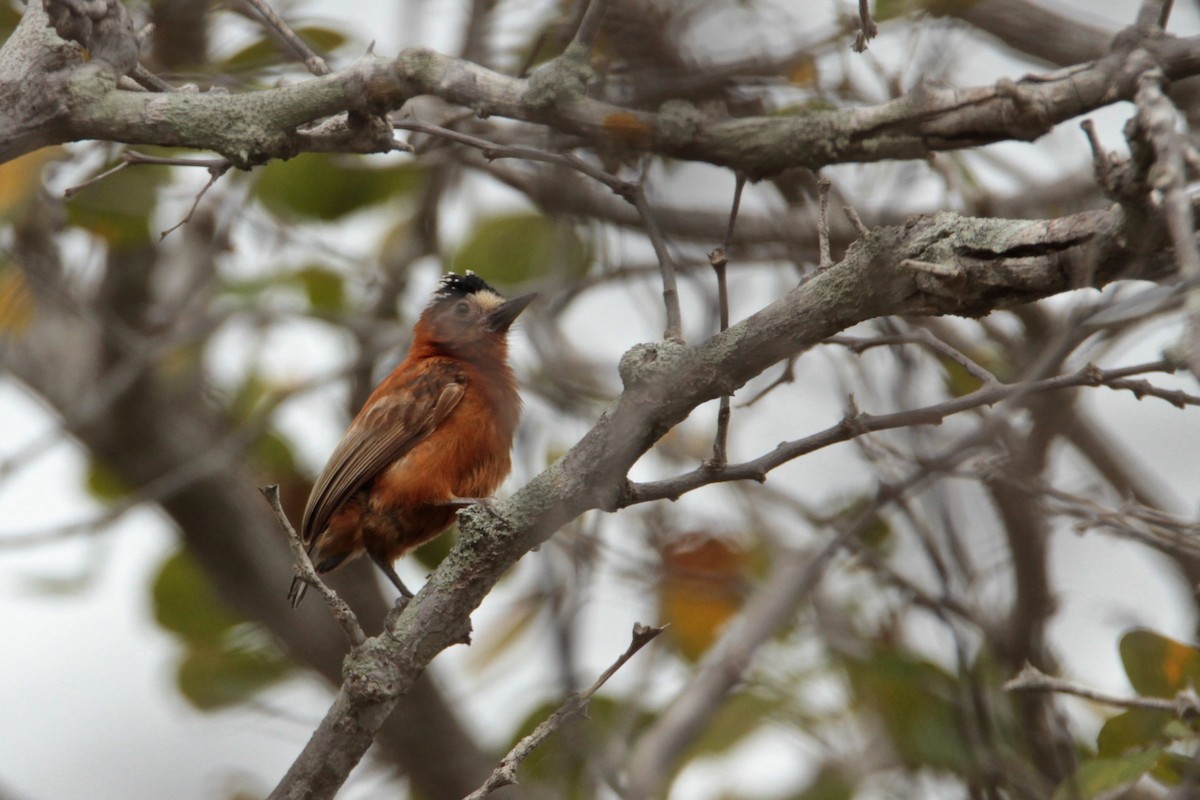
[439,496,509,526]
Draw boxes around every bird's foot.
[438,496,508,526]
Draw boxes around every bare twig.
[624,359,1182,506]
[843,204,869,238]
[852,0,879,52]
[827,331,999,386]
[464,623,664,800]
[1132,70,1200,379]
[241,0,332,76]
[160,162,232,239]
[1006,662,1199,715]
[631,181,685,343]
[1135,0,1175,29]
[738,356,798,407]
[62,150,231,199]
[817,177,833,268]
[392,120,630,196]
[259,485,365,646]
[567,0,610,54]
[704,174,745,468]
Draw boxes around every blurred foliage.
[453,213,589,285]
[0,265,34,335]
[252,153,425,221]
[1061,629,1200,796]
[85,458,134,503]
[843,647,975,773]
[1119,628,1200,698]
[66,160,172,247]
[152,550,293,710]
[658,534,746,661]
[0,148,60,220]
[220,25,347,75]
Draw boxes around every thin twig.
[843,204,869,238]
[704,174,745,468]
[567,0,610,54]
[631,180,685,343]
[259,485,365,646]
[1135,0,1175,29]
[160,162,232,239]
[1132,70,1200,379]
[464,623,664,800]
[1006,662,1199,715]
[852,0,879,52]
[624,359,1183,506]
[817,177,833,268]
[392,119,630,196]
[739,356,798,407]
[131,64,175,92]
[241,0,332,76]
[827,331,999,386]
[62,159,130,199]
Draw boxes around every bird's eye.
[454,302,471,317]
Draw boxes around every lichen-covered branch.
[4,4,1200,175]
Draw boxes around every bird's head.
[414,271,536,360]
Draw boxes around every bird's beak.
[487,293,537,332]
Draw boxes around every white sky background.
[3,0,1200,798]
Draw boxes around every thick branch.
[5,6,1200,175]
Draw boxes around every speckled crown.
[434,271,498,300]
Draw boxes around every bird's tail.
[287,575,309,608]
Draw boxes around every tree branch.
[6,5,1200,175]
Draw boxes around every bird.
[288,271,535,608]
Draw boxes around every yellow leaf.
[787,56,819,88]
[0,268,34,334]
[0,148,61,218]
[659,534,745,661]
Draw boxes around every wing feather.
[301,362,466,546]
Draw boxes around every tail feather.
[287,575,309,608]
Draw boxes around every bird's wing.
[300,361,467,546]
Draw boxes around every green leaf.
[1052,749,1163,800]
[292,265,345,311]
[792,766,854,800]
[689,690,777,755]
[152,550,241,645]
[1151,750,1197,786]
[940,356,984,398]
[66,160,170,247]
[412,526,456,570]
[844,649,972,772]
[1098,708,1174,756]
[253,430,300,476]
[1120,629,1200,698]
[176,637,293,710]
[85,459,132,503]
[221,26,347,73]
[253,154,424,221]
[453,213,589,285]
